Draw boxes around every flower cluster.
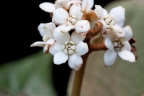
[31,0,136,70]
[94,5,136,67]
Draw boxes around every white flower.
[52,7,82,27]
[95,5,125,27]
[95,5,125,38]
[30,23,56,54]
[104,26,135,67]
[39,0,81,13]
[52,8,90,33]
[100,6,134,67]
[49,28,88,70]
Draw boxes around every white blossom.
[94,5,135,67]
[95,5,125,38]
[30,23,56,54]
[31,0,136,70]
[104,26,135,67]
[52,8,75,26]
[52,7,90,33]
[49,29,88,70]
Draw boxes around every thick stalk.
[71,52,90,96]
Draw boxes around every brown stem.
[71,35,138,96]
[86,22,103,39]
[89,41,107,51]
[71,52,90,96]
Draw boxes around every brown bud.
[129,38,138,60]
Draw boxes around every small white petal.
[49,42,62,55]
[53,27,70,43]
[39,2,55,13]
[57,24,66,29]
[46,39,55,45]
[76,41,88,56]
[109,6,125,27]
[55,0,69,9]
[123,25,133,41]
[66,0,81,10]
[76,9,83,20]
[43,23,56,38]
[104,50,117,67]
[71,31,85,44]
[82,0,94,12]
[52,8,69,25]
[30,41,46,47]
[75,20,90,33]
[104,38,114,51]
[69,4,81,16]
[103,8,108,18]
[110,25,125,38]
[68,53,83,70]
[118,50,135,62]
[38,23,45,37]
[94,5,104,19]
[61,25,75,33]
[121,41,131,51]
[54,51,68,65]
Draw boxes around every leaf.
[0,51,56,96]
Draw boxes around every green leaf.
[0,51,57,96]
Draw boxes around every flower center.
[113,40,124,51]
[104,17,115,26]
[67,15,77,26]
[62,41,76,55]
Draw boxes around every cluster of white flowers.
[31,0,136,70]
[94,5,135,67]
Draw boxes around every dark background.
[0,0,113,96]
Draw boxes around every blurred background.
[0,0,144,96]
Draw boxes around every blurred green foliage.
[0,51,56,96]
